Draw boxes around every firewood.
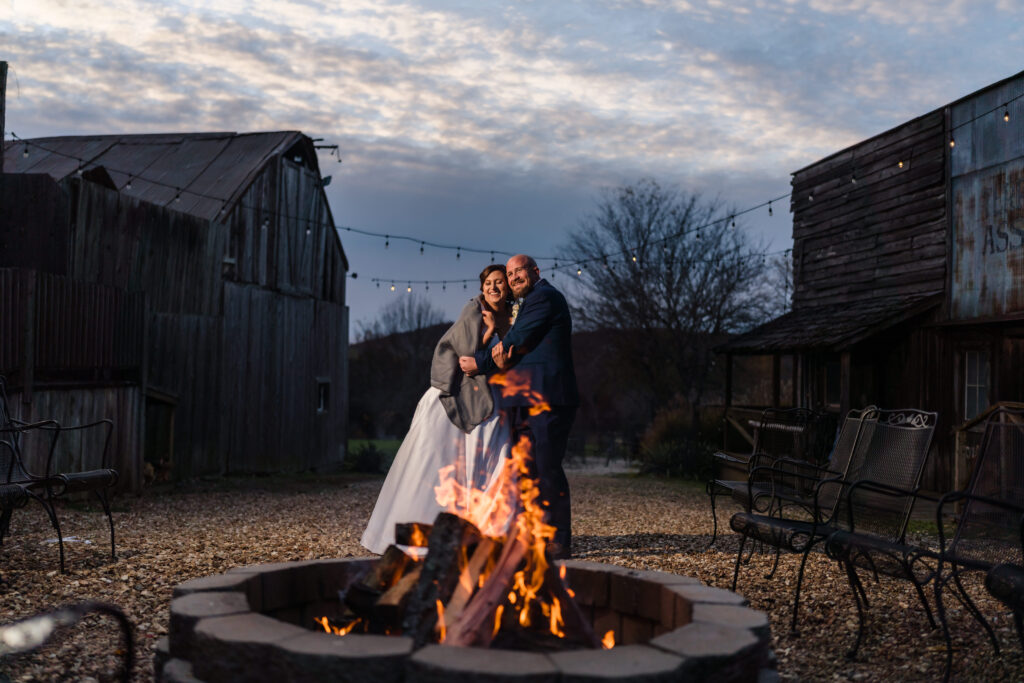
[442,537,499,627]
[361,545,414,592]
[402,512,483,645]
[369,565,423,634]
[541,561,600,649]
[443,530,528,648]
[395,522,433,547]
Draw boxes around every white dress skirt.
[360,385,511,554]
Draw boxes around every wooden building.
[0,131,349,491]
[719,70,1024,492]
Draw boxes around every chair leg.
[31,493,66,574]
[934,575,955,683]
[843,562,868,659]
[731,533,747,591]
[908,571,937,629]
[94,488,116,561]
[789,541,817,636]
[952,572,999,654]
[0,506,11,546]
[706,484,719,549]
[765,543,783,579]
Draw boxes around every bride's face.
[481,271,509,310]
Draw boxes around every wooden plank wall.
[147,312,223,478]
[221,282,346,473]
[791,111,947,309]
[8,385,143,493]
[0,174,70,276]
[224,161,346,305]
[71,181,223,316]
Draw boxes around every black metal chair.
[707,407,836,547]
[729,407,937,634]
[0,601,134,682]
[826,406,1024,680]
[0,376,118,573]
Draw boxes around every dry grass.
[1,470,1021,681]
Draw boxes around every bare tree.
[561,178,772,419]
[357,294,446,341]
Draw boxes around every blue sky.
[3,0,1023,333]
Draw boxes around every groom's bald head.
[506,254,540,298]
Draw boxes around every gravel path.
[1,471,1020,681]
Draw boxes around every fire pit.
[156,558,775,682]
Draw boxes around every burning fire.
[319,369,601,649]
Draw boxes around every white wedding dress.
[360,381,511,554]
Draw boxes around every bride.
[360,264,514,554]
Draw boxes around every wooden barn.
[0,129,350,491]
[719,69,1024,492]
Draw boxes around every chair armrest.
[935,492,1024,564]
[842,479,936,534]
[41,419,114,480]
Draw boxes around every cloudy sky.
[3,0,1022,333]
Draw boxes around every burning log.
[401,512,484,645]
[395,522,433,547]
[343,544,416,619]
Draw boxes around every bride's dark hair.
[478,264,506,289]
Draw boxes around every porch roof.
[717,292,943,354]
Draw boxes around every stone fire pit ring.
[156,558,776,682]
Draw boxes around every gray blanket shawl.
[430,296,494,433]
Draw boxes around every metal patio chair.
[0,601,134,682]
[729,407,937,634]
[0,376,118,573]
[825,406,1024,680]
[706,407,836,547]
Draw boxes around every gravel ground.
[1,470,1021,681]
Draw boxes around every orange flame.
[314,615,359,636]
[436,600,446,642]
[410,526,428,547]
[602,630,616,649]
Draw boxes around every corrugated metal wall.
[949,77,1024,320]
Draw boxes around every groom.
[459,254,579,559]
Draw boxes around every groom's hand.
[459,356,478,376]
[492,343,515,370]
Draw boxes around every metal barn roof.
[2,131,314,222]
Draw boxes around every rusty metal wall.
[950,76,1024,320]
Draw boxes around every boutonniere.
[510,300,521,325]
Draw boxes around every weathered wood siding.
[791,111,947,309]
[221,282,347,474]
[223,159,345,305]
[71,181,224,315]
[8,385,143,493]
[0,174,70,276]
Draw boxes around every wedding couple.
[361,254,578,559]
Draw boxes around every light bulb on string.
[949,137,956,148]
[262,218,269,230]
[577,266,582,276]
[385,235,389,249]
[490,251,494,263]
[22,145,29,159]
[174,188,182,202]
[631,253,637,263]
[851,173,857,184]
[376,282,380,289]
[731,216,736,228]
[456,247,461,260]
[442,281,447,291]
[390,282,395,291]
[425,283,429,291]
[1005,106,1010,122]
[463,282,467,290]
[898,161,904,169]
[126,176,133,190]
[407,283,412,293]
[768,201,773,217]
[695,229,702,241]
[420,242,424,255]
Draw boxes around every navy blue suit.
[475,278,578,553]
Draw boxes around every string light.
[22,145,28,159]
[768,201,773,217]
[949,137,956,148]
[442,281,446,291]
[390,283,395,291]
[1005,106,1010,122]
[385,235,389,249]
[898,160,904,169]
[577,266,582,276]
[125,176,133,190]
[420,241,425,255]
[731,215,736,228]
[456,247,461,260]
[406,283,412,293]
[174,189,182,202]
[850,173,857,185]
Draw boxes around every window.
[317,380,330,414]
[964,350,990,420]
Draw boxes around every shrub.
[638,401,718,479]
[344,443,386,474]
